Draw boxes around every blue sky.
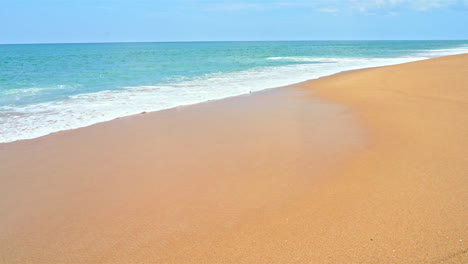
[1,0,468,43]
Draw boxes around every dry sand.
[0,54,467,263]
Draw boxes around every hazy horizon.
[3,39,468,45]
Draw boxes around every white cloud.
[197,0,467,13]
[348,0,462,12]
[411,0,458,10]
[317,7,340,14]
[202,2,263,11]
[200,1,321,12]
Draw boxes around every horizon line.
[1,39,468,45]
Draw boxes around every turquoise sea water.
[1,40,468,142]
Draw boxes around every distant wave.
[265,56,421,63]
[1,84,71,96]
[266,45,468,63]
[413,45,468,58]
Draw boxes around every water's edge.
[2,53,464,145]
[1,42,468,143]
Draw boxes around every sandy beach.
[1,54,467,263]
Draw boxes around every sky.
[1,0,468,44]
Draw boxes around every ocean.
[1,40,467,143]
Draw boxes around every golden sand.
[0,54,467,263]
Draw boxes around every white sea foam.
[414,45,468,58]
[266,56,412,63]
[2,85,71,96]
[1,47,467,143]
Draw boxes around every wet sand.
[1,54,467,263]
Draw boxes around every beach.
[1,53,467,263]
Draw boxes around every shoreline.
[2,53,462,145]
[1,54,467,263]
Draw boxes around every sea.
[1,40,468,143]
